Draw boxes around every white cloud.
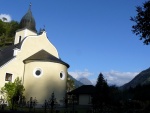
[69,69,93,79]
[90,79,97,85]
[0,14,12,22]
[69,69,139,87]
[102,70,139,86]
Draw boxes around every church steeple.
[19,3,37,32]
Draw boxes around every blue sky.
[0,0,149,86]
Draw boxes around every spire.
[19,3,37,32]
[29,2,32,11]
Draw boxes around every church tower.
[14,4,37,45]
[19,4,36,32]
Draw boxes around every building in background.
[68,85,95,105]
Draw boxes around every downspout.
[22,62,25,85]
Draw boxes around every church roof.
[0,43,21,67]
[23,49,70,68]
[19,4,36,32]
[67,85,95,95]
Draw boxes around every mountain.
[68,74,83,88]
[78,77,93,85]
[121,67,150,90]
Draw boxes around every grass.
[0,106,90,113]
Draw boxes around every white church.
[0,5,69,106]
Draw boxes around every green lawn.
[0,106,90,113]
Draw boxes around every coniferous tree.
[94,73,109,107]
[95,73,108,89]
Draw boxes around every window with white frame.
[60,71,65,80]
[5,73,12,82]
[33,68,43,78]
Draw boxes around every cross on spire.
[29,2,32,10]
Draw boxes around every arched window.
[19,36,21,43]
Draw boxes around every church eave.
[16,27,37,34]
[23,59,69,68]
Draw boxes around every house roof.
[23,49,70,68]
[0,43,21,67]
[68,85,95,95]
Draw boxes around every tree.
[95,73,108,90]
[93,73,109,108]
[49,92,57,113]
[131,0,150,45]
[0,20,19,48]
[108,85,121,105]
[66,74,75,92]
[2,17,7,22]
[1,77,25,109]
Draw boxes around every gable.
[23,49,69,68]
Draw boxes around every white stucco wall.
[0,30,59,87]
[14,29,37,45]
[0,29,69,107]
[0,58,24,87]
[23,61,67,106]
[18,31,59,59]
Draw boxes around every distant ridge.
[68,74,83,88]
[78,77,93,85]
[120,67,150,90]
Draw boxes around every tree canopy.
[131,0,150,45]
[95,73,108,90]
[67,74,75,92]
[1,77,25,109]
[93,73,109,107]
[0,19,19,48]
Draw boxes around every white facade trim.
[42,32,59,58]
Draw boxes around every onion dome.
[19,4,37,32]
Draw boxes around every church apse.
[23,61,67,106]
